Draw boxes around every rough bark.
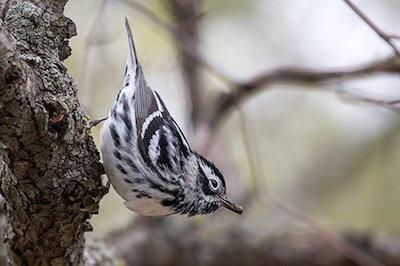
[0,0,108,265]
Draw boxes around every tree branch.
[166,0,204,127]
[337,86,400,114]
[106,218,400,266]
[206,56,400,127]
[118,0,236,86]
[237,104,384,266]
[119,1,400,132]
[342,0,400,59]
[0,1,107,264]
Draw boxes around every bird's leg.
[79,116,108,141]
[88,117,108,128]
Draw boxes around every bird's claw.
[79,117,107,141]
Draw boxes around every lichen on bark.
[0,0,108,265]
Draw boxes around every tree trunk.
[0,0,107,265]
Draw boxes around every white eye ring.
[209,178,220,191]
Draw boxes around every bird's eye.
[209,178,219,191]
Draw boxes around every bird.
[99,19,243,217]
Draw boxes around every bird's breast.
[124,197,175,216]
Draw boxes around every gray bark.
[0,0,108,265]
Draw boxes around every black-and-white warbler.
[100,19,243,217]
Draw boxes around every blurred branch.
[84,238,114,266]
[192,57,400,149]
[119,0,235,84]
[120,0,400,151]
[106,217,400,266]
[98,3,400,266]
[79,0,108,113]
[342,0,400,59]
[166,0,203,127]
[337,86,400,114]
[262,196,384,266]
[237,107,262,206]
[237,101,384,266]
[206,56,400,128]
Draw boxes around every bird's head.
[192,154,243,215]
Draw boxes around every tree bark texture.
[0,0,107,265]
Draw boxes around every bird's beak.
[219,195,243,214]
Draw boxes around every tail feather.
[125,18,139,75]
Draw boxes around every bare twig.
[388,34,400,40]
[342,0,400,59]
[337,87,400,114]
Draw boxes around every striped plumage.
[100,19,242,217]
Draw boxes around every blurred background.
[64,0,400,265]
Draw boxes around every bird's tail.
[125,18,139,76]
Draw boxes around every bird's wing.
[124,19,191,174]
[134,87,191,174]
